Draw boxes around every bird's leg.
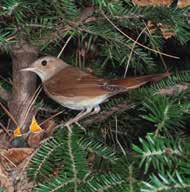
[65,107,93,126]
[86,105,101,117]
[72,106,100,131]
[92,105,101,114]
[82,105,101,119]
[64,110,84,127]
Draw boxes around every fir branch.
[0,29,15,47]
[66,130,78,191]
[60,128,89,182]
[112,158,140,191]
[179,157,190,177]
[52,0,79,20]
[33,177,75,192]
[32,7,95,46]
[142,172,190,192]
[79,137,118,162]
[132,134,183,174]
[28,137,65,181]
[101,11,178,59]
[82,173,127,192]
[142,96,188,136]
[131,71,190,101]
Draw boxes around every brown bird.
[21,56,169,126]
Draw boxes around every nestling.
[21,56,169,125]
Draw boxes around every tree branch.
[82,103,135,127]
[8,41,38,132]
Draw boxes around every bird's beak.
[20,67,36,72]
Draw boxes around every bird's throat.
[37,65,68,82]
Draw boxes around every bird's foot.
[86,105,101,117]
[64,107,93,127]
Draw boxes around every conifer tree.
[0,0,190,191]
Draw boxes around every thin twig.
[39,110,64,126]
[36,14,144,46]
[115,116,126,156]
[101,11,179,59]
[57,32,74,58]
[143,21,168,71]
[25,24,54,29]
[0,101,17,126]
[80,27,150,62]
[6,35,16,42]
[0,121,11,136]
[124,27,147,78]
[21,86,42,130]
[0,153,17,168]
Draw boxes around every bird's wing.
[43,66,169,98]
[43,66,113,98]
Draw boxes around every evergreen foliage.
[142,172,190,192]
[29,127,127,192]
[1,0,190,191]
[132,134,184,173]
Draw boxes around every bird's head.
[21,56,68,81]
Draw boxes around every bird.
[21,56,170,126]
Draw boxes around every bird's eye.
[41,60,47,66]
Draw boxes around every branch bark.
[8,42,38,132]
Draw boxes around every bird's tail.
[110,71,170,90]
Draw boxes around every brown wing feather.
[43,67,112,97]
[43,66,170,98]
